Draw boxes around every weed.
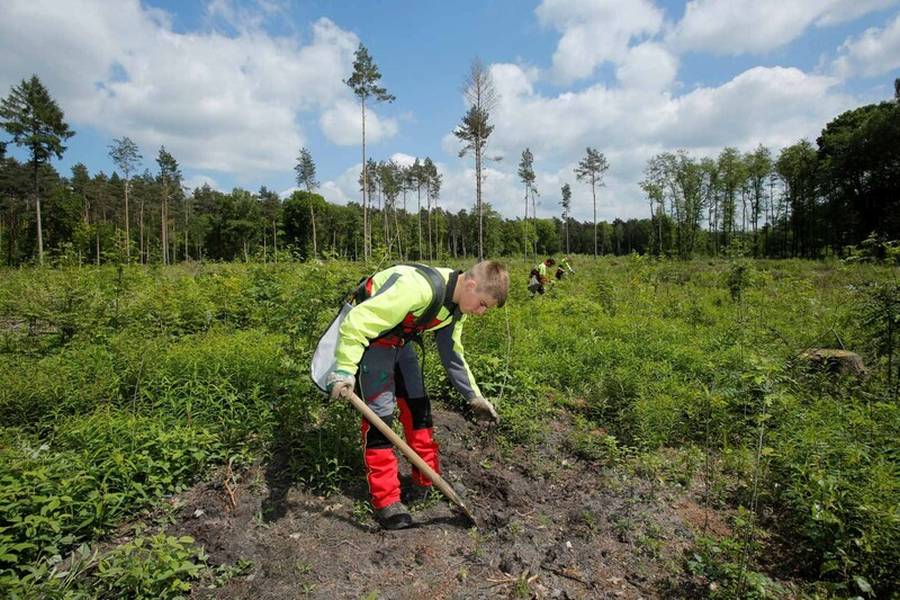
[93,533,206,599]
[687,535,786,599]
[351,500,373,526]
[210,558,253,587]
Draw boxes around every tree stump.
[798,348,867,377]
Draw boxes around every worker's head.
[545,258,556,267]
[457,260,509,315]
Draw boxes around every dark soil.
[168,409,725,599]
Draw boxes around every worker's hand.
[326,369,355,400]
[468,396,499,424]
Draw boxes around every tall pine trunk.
[417,184,423,259]
[139,199,145,264]
[124,179,130,261]
[33,166,44,265]
[427,191,433,261]
[523,185,528,260]
[476,139,483,260]
[309,204,317,258]
[361,98,369,261]
[591,174,598,257]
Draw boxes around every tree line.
[641,84,900,259]
[2,65,897,266]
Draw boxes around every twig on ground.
[223,461,237,510]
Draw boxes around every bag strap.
[352,263,447,328]
[403,263,447,328]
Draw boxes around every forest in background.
[1,75,898,268]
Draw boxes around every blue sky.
[2,0,899,221]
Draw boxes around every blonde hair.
[465,260,509,307]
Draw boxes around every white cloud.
[535,0,663,83]
[320,99,399,146]
[661,67,850,149]
[616,42,679,91]
[433,61,858,222]
[0,0,363,178]
[816,0,899,26]
[321,163,363,205]
[389,153,417,167]
[441,132,461,158]
[184,174,219,191]
[669,0,900,55]
[204,0,289,33]
[832,12,900,78]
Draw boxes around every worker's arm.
[434,316,482,400]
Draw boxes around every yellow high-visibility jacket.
[335,265,482,399]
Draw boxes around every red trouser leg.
[398,397,441,487]
[361,419,400,509]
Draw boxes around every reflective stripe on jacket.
[335,265,482,399]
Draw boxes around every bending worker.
[326,261,509,530]
[556,255,575,280]
[528,257,555,295]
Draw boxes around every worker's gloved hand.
[468,396,499,424]
[326,369,355,400]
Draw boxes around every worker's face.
[458,279,498,316]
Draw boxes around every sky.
[1,0,899,222]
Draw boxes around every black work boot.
[376,502,413,530]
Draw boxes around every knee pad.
[404,396,433,429]
[364,413,394,449]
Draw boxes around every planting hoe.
[346,391,478,527]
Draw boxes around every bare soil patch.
[167,409,731,599]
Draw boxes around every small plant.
[687,535,785,599]
[726,260,753,302]
[210,558,253,587]
[93,533,206,599]
[854,281,899,393]
[566,415,621,464]
[351,500,373,525]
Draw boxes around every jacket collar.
[444,270,462,317]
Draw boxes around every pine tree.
[560,183,572,254]
[574,147,609,257]
[518,148,535,259]
[345,43,395,261]
[156,147,181,265]
[295,147,319,257]
[454,59,498,261]
[0,75,74,264]
[108,136,142,261]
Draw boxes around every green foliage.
[725,259,753,301]
[0,258,898,596]
[1,74,72,154]
[93,533,205,599]
[687,534,787,599]
[843,232,900,264]
[768,396,899,593]
[0,412,221,587]
[566,415,621,464]
[852,280,900,392]
[0,345,119,428]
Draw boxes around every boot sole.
[380,515,414,530]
